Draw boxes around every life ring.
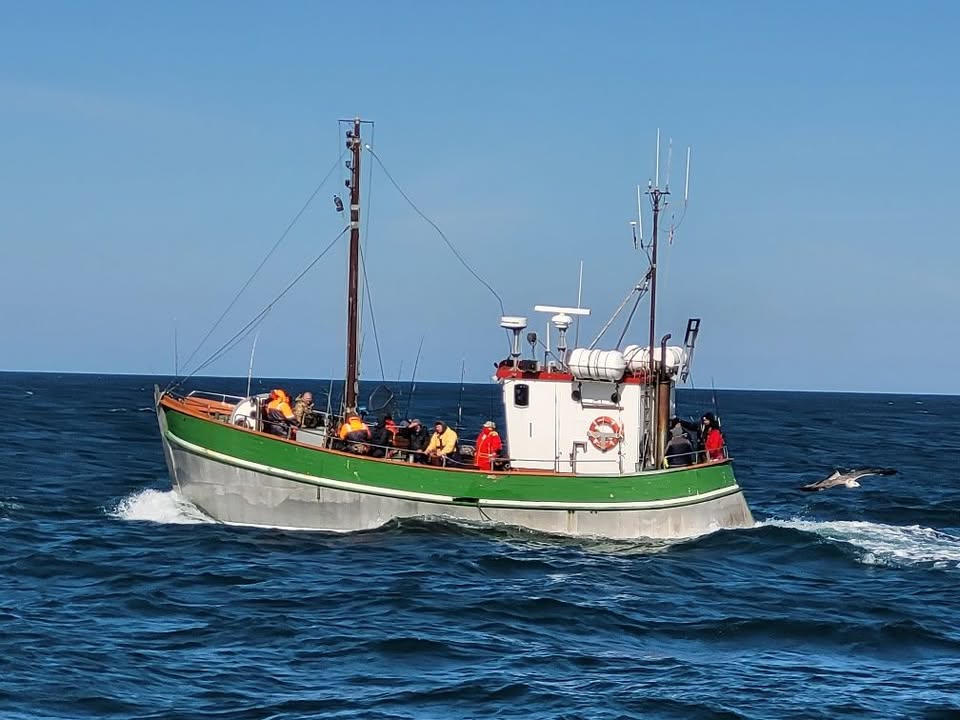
[588,416,622,452]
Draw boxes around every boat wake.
[759,518,960,569]
[111,488,214,525]
[384,515,693,556]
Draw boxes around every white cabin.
[495,310,687,474]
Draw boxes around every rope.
[360,244,386,381]
[178,149,347,375]
[365,145,506,317]
[589,271,650,349]
[170,226,349,388]
[357,125,385,381]
[615,289,645,348]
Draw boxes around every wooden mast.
[345,118,362,413]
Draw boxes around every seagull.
[799,467,897,492]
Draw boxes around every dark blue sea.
[2,372,959,719]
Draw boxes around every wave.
[759,517,960,569]
[110,488,213,525]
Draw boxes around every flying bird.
[799,467,897,492]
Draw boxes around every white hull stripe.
[164,430,742,512]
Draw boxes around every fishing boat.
[155,119,754,538]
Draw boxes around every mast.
[345,118,362,413]
[647,186,664,370]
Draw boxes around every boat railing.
[249,418,731,471]
[186,390,246,405]
[662,445,730,468]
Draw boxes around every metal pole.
[655,333,672,468]
[647,188,661,379]
[646,188,661,467]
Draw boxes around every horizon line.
[1,368,957,397]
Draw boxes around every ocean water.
[1,371,959,719]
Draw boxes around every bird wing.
[846,467,897,482]
[799,469,846,491]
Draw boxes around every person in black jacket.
[369,415,400,458]
[403,418,429,462]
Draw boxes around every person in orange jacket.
[264,389,298,438]
[338,413,372,453]
[474,420,503,471]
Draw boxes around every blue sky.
[2,1,957,392]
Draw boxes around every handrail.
[662,445,730,467]
[178,389,732,471]
[186,390,246,404]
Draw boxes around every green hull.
[161,399,745,512]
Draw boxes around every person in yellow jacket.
[424,421,458,465]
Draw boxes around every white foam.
[111,488,214,525]
[760,518,960,569]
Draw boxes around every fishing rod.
[403,335,425,420]
[245,329,261,398]
[456,359,465,433]
[710,377,722,430]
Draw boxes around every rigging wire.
[362,124,376,250]
[356,125,386,382]
[615,290,645,349]
[588,270,651,349]
[365,145,506,318]
[170,226,350,388]
[359,244,386,381]
[178,149,347,375]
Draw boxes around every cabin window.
[514,384,529,407]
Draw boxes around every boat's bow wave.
[111,488,214,525]
[757,518,960,569]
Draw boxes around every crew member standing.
[474,421,503,471]
[701,412,726,461]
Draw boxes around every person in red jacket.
[474,421,503,471]
[701,412,726,461]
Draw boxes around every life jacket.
[427,426,459,456]
[339,416,370,442]
[475,429,502,470]
[704,427,725,460]
[266,392,295,422]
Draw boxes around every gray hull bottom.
[163,440,755,540]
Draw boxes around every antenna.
[574,260,584,347]
[665,137,673,190]
[173,322,179,377]
[637,184,644,244]
[654,128,661,188]
[684,146,691,204]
